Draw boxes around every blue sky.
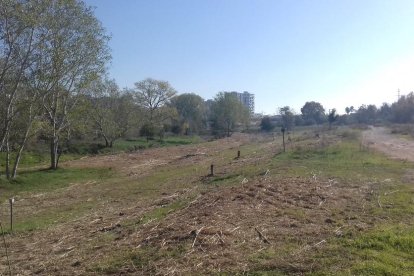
[84,0,414,114]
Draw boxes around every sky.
[84,0,414,115]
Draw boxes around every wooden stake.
[210,164,214,176]
[9,198,14,233]
[281,127,286,152]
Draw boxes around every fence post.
[9,198,14,233]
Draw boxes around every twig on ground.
[230,226,240,233]
[384,190,399,196]
[313,240,326,247]
[254,227,270,244]
[151,223,160,231]
[192,226,205,247]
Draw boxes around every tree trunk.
[12,148,23,178]
[5,138,11,179]
[50,136,59,170]
[12,123,32,178]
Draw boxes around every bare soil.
[363,126,414,162]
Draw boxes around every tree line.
[260,96,414,132]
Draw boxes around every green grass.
[311,225,414,276]
[261,133,414,275]
[7,200,97,233]
[272,140,411,182]
[0,167,115,233]
[0,135,202,170]
[0,167,113,201]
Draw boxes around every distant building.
[229,91,255,114]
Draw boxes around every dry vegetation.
[0,128,413,275]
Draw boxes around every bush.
[140,123,156,140]
[260,116,275,132]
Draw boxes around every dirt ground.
[363,126,414,162]
[0,128,411,275]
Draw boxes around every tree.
[170,93,206,134]
[0,1,53,178]
[356,104,378,124]
[133,78,177,128]
[345,106,355,115]
[378,103,392,122]
[278,106,295,131]
[301,101,326,125]
[139,122,156,141]
[391,92,414,123]
[328,109,339,129]
[31,0,110,169]
[260,116,274,132]
[210,92,250,137]
[86,78,133,147]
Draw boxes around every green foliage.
[133,78,177,126]
[170,93,206,134]
[210,92,250,137]
[85,78,136,147]
[260,116,275,132]
[391,92,414,123]
[301,101,326,125]
[278,106,295,130]
[140,123,156,140]
[328,108,339,128]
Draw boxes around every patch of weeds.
[282,208,307,221]
[91,245,187,274]
[141,199,188,224]
[125,197,191,229]
[210,174,240,184]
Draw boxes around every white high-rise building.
[230,91,255,114]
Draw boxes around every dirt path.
[363,126,414,162]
